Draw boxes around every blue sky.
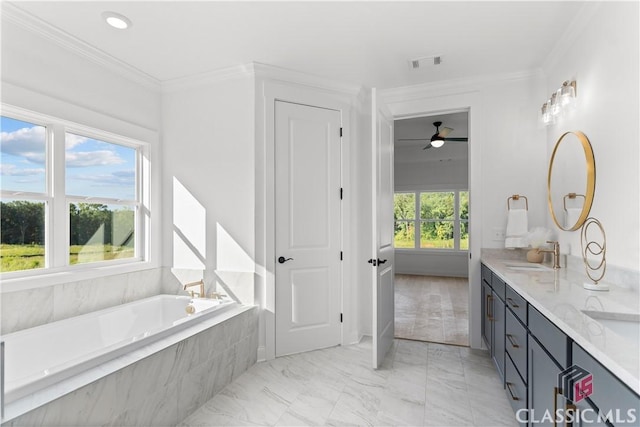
[1,116,136,200]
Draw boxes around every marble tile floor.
[395,275,469,346]
[179,338,516,427]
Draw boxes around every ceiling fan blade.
[422,144,433,150]
[438,127,453,137]
[443,137,469,141]
[398,138,430,141]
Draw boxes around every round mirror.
[547,131,596,231]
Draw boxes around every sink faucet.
[538,241,561,269]
[183,279,205,298]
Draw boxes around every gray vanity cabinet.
[572,343,640,427]
[492,282,506,381]
[481,265,505,382]
[527,305,570,427]
[480,263,639,427]
[528,335,566,427]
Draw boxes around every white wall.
[541,2,640,273]
[160,73,256,304]
[395,159,468,190]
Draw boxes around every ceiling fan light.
[430,138,445,148]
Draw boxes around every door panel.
[275,101,342,356]
[372,88,395,368]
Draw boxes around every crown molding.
[252,62,363,96]
[380,68,545,104]
[161,61,365,96]
[161,63,255,93]
[2,3,161,92]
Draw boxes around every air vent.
[408,55,443,70]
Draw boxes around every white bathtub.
[2,294,235,404]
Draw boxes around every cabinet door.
[573,343,640,426]
[528,335,567,427]
[492,291,505,382]
[482,280,493,351]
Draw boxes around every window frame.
[1,105,149,279]
[394,189,469,252]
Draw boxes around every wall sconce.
[541,80,577,126]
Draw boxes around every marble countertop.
[481,251,640,395]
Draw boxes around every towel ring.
[507,194,528,211]
[563,193,585,212]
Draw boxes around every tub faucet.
[538,241,561,269]
[183,279,205,298]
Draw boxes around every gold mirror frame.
[547,131,596,231]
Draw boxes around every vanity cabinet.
[481,265,505,382]
[572,343,640,426]
[480,263,640,427]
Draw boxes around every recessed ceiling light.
[102,11,132,30]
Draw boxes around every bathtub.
[2,294,235,405]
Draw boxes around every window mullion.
[414,191,420,248]
[454,190,460,251]
[50,124,68,268]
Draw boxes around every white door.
[275,100,342,357]
[371,89,395,369]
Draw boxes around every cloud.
[66,150,126,167]
[0,164,45,176]
[68,170,135,187]
[1,127,125,168]
[65,133,88,149]
[1,126,46,164]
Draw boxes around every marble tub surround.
[179,338,517,427]
[1,267,166,335]
[2,305,258,425]
[481,251,640,394]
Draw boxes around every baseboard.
[257,345,266,362]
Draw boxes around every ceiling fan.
[398,121,469,149]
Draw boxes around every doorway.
[274,100,343,357]
[392,111,470,346]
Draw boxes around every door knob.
[278,256,293,264]
[377,259,387,265]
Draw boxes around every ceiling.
[395,112,468,163]
[5,1,586,88]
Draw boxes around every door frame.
[257,77,358,360]
[380,89,484,349]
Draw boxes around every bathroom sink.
[504,263,551,272]
[581,310,640,345]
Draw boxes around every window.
[66,133,137,265]
[394,190,469,251]
[1,110,146,274]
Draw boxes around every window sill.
[0,260,159,293]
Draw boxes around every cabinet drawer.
[505,354,527,420]
[505,285,527,324]
[572,343,640,424]
[491,273,506,301]
[505,309,527,382]
[482,264,492,285]
[528,305,568,368]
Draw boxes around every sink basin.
[581,310,640,345]
[504,263,551,272]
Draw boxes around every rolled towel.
[565,208,582,229]
[505,208,528,248]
